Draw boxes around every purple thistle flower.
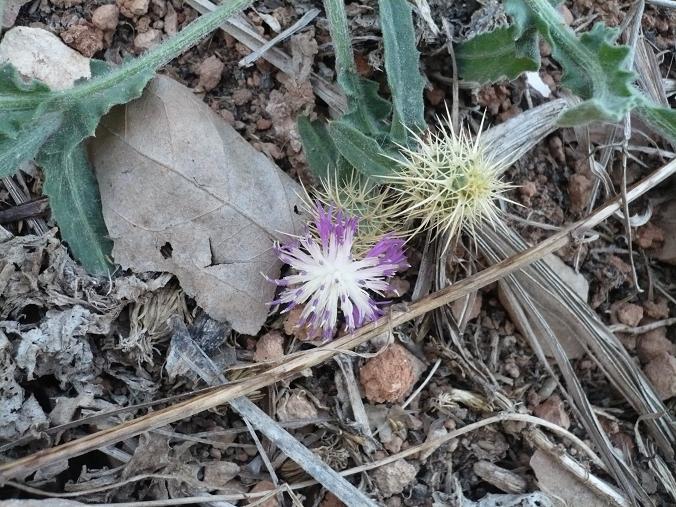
[270,203,409,340]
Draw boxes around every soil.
[1,0,675,505]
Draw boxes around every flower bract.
[270,204,408,340]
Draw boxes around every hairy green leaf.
[379,0,425,138]
[40,145,113,274]
[323,0,390,135]
[328,120,399,177]
[297,116,341,180]
[0,112,62,177]
[638,104,676,144]
[456,26,540,83]
[506,0,639,125]
[0,0,252,272]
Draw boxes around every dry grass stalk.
[1,158,675,482]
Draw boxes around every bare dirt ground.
[0,0,675,505]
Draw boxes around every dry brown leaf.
[498,254,588,359]
[530,450,613,507]
[90,76,304,335]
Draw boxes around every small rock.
[136,16,151,33]
[615,302,644,327]
[196,55,224,92]
[220,109,235,125]
[359,344,424,403]
[256,118,273,130]
[151,0,167,17]
[384,435,404,454]
[520,181,537,200]
[643,298,669,319]
[277,391,318,422]
[117,0,150,18]
[248,480,278,507]
[635,223,665,249]
[504,360,520,379]
[253,331,284,363]
[3,0,31,28]
[164,3,178,35]
[643,352,676,400]
[92,4,120,32]
[637,328,674,363]
[0,26,91,90]
[533,395,570,429]
[568,173,593,213]
[548,136,565,165]
[60,24,104,58]
[372,459,418,497]
[133,28,162,52]
[203,461,240,488]
[232,88,253,106]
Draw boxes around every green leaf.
[40,145,113,275]
[637,103,676,145]
[297,116,341,180]
[0,0,252,272]
[506,0,639,125]
[0,112,62,177]
[328,120,399,178]
[323,0,391,135]
[456,26,540,83]
[379,0,425,137]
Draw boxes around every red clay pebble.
[615,302,644,327]
[196,55,224,92]
[253,331,284,363]
[643,352,676,400]
[643,298,670,319]
[60,24,104,57]
[117,0,149,18]
[256,118,273,130]
[533,395,570,429]
[359,344,422,403]
[568,173,593,212]
[635,223,664,249]
[637,328,674,363]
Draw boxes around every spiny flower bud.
[386,113,513,250]
[304,172,402,255]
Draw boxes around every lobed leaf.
[506,0,639,125]
[638,104,676,145]
[456,26,540,84]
